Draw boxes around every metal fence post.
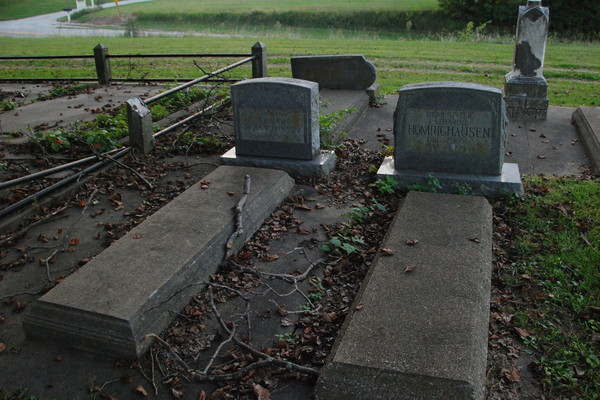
[127,98,154,155]
[251,42,267,78]
[94,43,112,85]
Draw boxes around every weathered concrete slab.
[291,55,376,90]
[23,166,294,359]
[572,106,600,174]
[316,191,492,400]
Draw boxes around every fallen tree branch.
[225,174,251,257]
[207,287,319,378]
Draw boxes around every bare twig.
[62,188,98,251]
[202,325,236,375]
[260,257,326,283]
[0,205,67,246]
[225,175,251,256]
[42,248,59,282]
[207,288,319,378]
[144,333,192,372]
[0,290,43,301]
[96,153,154,189]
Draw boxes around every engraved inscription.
[404,109,493,155]
[238,108,305,144]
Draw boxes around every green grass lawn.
[0,0,438,21]
[93,0,439,15]
[502,176,600,399]
[0,0,114,20]
[0,36,598,107]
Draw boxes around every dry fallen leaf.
[469,237,481,243]
[69,237,79,245]
[355,304,364,310]
[537,155,546,159]
[405,239,419,246]
[315,203,325,209]
[503,367,521,383]
[380,248,394,256]
[135,385,148,396]
[0,342,6,353]
[264,254,279,262]
[132,234,142,239]
[295,203,311,211]
[404,265,417,273]
[515,327,534,338]
[253,384,271,400]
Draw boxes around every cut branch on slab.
[225,174,251,257]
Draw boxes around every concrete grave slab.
[316,191,493,400]
[291,55,376,90]
[23,166,294,359]
[572,106,600,174]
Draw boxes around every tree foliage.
[438,0,600,36]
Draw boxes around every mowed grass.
[90,0,438,15]
[0,0,112,20]
[0,36,598,107]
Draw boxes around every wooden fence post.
[94,43,112,85]
[251,42,267,78]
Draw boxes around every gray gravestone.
[378,81,523,195]
[504,0,550,120]
[232,77,319,160]
[221,77,336,177]
[291,55,376,90]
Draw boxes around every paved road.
[0,0,160,37]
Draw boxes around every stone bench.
[316,191,492,400]
[23,166,294,359]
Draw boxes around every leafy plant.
[370,176,398,194]
[320,234,366,255]
[319,108,357,149]
[452,182,473,195]
[124,18,141,38]
[0,100,17,111]
[275,332,296,343]
[407,174,442,193]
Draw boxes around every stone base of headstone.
[504,72,549,121]
[377,156,524,196]
[221,147,336,178]
[366,83,381,103]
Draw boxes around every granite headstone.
[291,55,376,91]
[378,81,523,195]
[504,0,550,120]
[231,77,319,160]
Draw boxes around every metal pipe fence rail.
[0,42,267,85]
[0,42,268,220]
